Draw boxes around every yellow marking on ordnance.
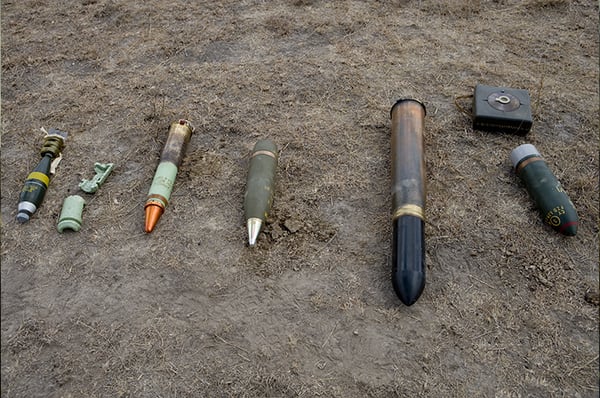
[27,172,49,187]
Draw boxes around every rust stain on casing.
[160,119,194,166]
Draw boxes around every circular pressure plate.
[487,91,521,112]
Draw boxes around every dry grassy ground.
[1,0,598,397]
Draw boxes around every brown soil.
[1,0,598,397]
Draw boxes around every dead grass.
[2,0,598,397]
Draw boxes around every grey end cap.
[510,144,540,169]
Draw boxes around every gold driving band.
[392,204,424,220]
[252,150,276,159]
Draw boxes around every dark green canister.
[511,144,578,236]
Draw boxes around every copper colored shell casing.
[390,99,426,306]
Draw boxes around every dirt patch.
[1,0,598,397]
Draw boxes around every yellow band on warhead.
[27,172,49,187]
[392,204,424,220]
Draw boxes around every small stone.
[283,219,302,233]
[269,224,284,240]
[584,291,599,306]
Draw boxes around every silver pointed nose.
[247,217,263,246]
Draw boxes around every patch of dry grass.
[1,0,597,396]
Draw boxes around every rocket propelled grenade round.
[390,99,427,306]
[510,144,578,236]
[17,129,67,223]
[144,119,193,233]
[244,139,278,247]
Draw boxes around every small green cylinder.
[244,139,278,221]
[57,195,86,232]
[511,144,578,236]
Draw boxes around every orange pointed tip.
[144,204,164,233]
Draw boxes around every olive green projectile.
[511,144,578,236]
[244,139,278,246]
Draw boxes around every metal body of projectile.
[244,139,278,246]
[17,129,67,223]
[144,119,193,233]
[511,144,578,236]
[390,99,427,306]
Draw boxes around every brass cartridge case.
[160,120,193,167]
[391,99,426,218]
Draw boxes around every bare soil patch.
[2,0,598,397]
